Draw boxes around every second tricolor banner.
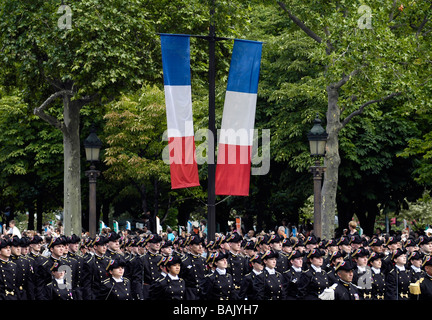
[215,39,263,196]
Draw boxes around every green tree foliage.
[0,88,63,230]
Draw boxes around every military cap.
[418,235,431,246]
[92,235,108,246]
[187,235,203,246]
[244,240,255,251]
[282,238,294,247]
[84,237,94,247]
[161,240,173,249]
[385,235,401,246]
[0,238,11,249]
[335,259,355,272]
[19,236,30,247]
[391,248,406,260]
[403,238,417,249]
[352,247,369,258]
[48,236,65,249]
[136,237,146,247]
[250,253,264,265]
[205,240,217,250]
[262,250,279,260]
[147,233,163,244]
[288,250,303,260]
[68,234,81,244]
[304,235,318,245]
[10,235,21,247]
[257,234,270,246]
[408,251,423,261]
[422,255,432,267]
[227,232,243,243]
[163,255,182,267]
[330,250,343,262]
[30,235,43,244]
[50,260,65,272]
[367,252,383,263]
[306,249,324,259]
[318,239,327,249]
[337,236,350,246]
[268,234,283,244]
[325,239,338,248]
[107,232,121,242]
[350,234,363,245]
[60,235,69,245]
[206,251,227,264]
[106,258,126,271]
[369,237,383,247]
[292,238,305,248]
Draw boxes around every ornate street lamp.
[84,126,102,238]
[307,114,328,239]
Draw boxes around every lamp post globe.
[84,126,102,163]
[307,114,328,157]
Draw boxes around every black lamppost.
[84,126,102,238]
[307,114,328,239]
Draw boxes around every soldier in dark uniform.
[297,249,329,300]
[418,235,432,260]
[226,232,249,296]
[150,255,185,300]
[283,250,303,300]
[302,235,319,271]
[43,260,74,300]
[255,234,270,254]
[82,235,110,300]
[160,240,173,257]
[99,258,132,300]
[66,234,85,299]
[35,236,66,300]
[201,252,236,300]
[414,255,432,299]
[351,247,372,300]
[123,236,144,300]
[10,236,34,300]
[239,253,264,300]
[330,259,361,300]
[269,234,289,273]
[368,252,386,300]
[382,235,401,275]
[254,250,285,300]
[106,232,122,260]
[327,250,344,285]
[141,233,162,299]
[180,235,206,300]
[408,251,425,282]
[0,238,19,300]
[243,240,256,260]
[385,248,412,300]
[337,236,352,261]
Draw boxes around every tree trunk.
[62,95,82,236]
[27,202,35,231]
[321,84,342,239]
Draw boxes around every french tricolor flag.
[161,34,200,189]
[215,39,263,196]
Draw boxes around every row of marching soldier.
[0,230,432,300]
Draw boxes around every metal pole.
[311,159,325,239]
[207,0,216,242]
[86,163,100,238]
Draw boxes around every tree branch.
[33,90,74,131]
[277,1,334,54]
[341,91,402,128]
